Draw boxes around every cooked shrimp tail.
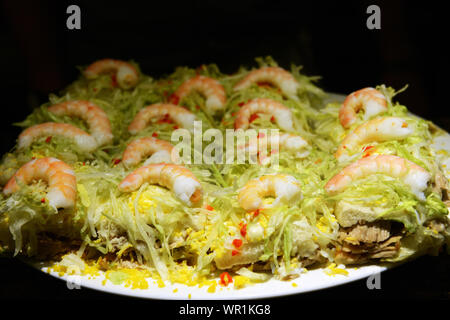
[3,157,76,209]
[119,163,202,207]
[18,122,98,152]
[171,75,226,112]
[128,103,197,134]
[325,154,430,200]
[339,87,388,128]
[233,66,299,100]
[234,98,295,131]
[47,100,113,147]
[84,59,139,89]
[335,117,413,161]
[122,137,179,168]
[238,174,302,211]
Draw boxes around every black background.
[0,0,449,304]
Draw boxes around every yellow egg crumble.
[47,253,259,293]
[324,263,349,277]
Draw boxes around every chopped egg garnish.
[316,216,331,233]
[207,281,217,293]
[127,185,169,214]
[324,263,349,277]
[234,275,250,289]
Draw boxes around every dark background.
[0,0,449,303]
[1,0,449,155]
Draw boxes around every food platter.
[22,94,450,300]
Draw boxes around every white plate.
[25,94,450,300]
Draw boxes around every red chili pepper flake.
[231,250,239,256]
[232,238,243,249]
[195,105,201,110]
[219,272,233,286]
[195,65,206,75]
[111,74,118,87]
[362,145,375,158]
[31,157,36,160]
[113,158,121,165]
[270,116,276,123]
[238,102,245,107]
[256,81,273,89]
[239,222,247,238]
[169,94,180,105]
[45,136,52,143]
[249,114,259,123]
[41,198,46,203]
[314,159,322,164]
[257,132,265,139]
[82,162,86,166]
[253,208,261,218]
[173,125,179,130]
[152,132,158,138]
[205,204,214,211]
[157,114,173,124]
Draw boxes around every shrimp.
[249,132,308,153]
[84,59,139,89]
[18,122,98,152]
[240,132,309,164]
[238,174,302,212]
[335,117,413,161]
[47,100,113,147]
[122,137,180,168]
[339,87,388,128]
[128,103,197,134]
[170,75,226,112]
[234,98,295,131]
[3,157,76,209]
[325,154,430,200]
[118,163,203,207]
[233,66,299,100]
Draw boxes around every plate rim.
[25,258,388,300]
